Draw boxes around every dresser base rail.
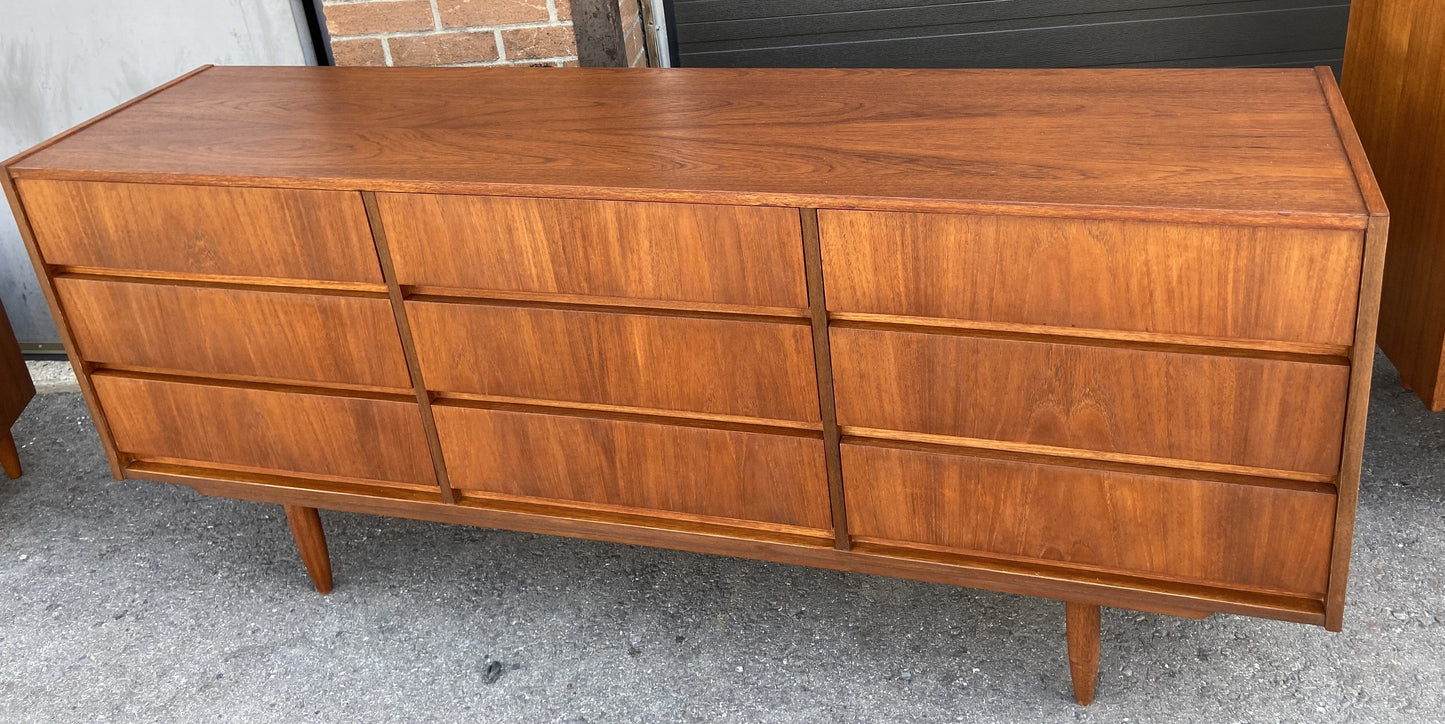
[116,460,1335,705]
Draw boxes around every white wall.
[0,0,315,350]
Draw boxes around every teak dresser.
[2,66,1386,705]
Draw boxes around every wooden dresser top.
[9,66,1375,225]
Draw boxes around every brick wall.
[619,0,647,67]
[322,0,581,67]
[322,0,653,68]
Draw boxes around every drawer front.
[94,375,436,487]
[819,211,1363,346]
[18,179,381,283]
[379,194,808,309]
[57,278,412,390]
[434,405,832,530]
[832,328,1349,475]
[409,301,820,423]
[842,443,1335,595]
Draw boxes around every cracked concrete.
[0,351,1442,722]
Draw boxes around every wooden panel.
[1343,0,1445,408]
[831,328,1349,475]
[56,277,411,389]
[819,211,1363,346]
[799,208,850,548]
[16,179,381,282]
[842,443,1336,595]
[93,374,436,487]
[434,405,832,530]
[363,191,459,505]
[11,67,1366,222]
[0,297,34,428]
[1318,67,1390,632]
[162,463,1327,625]
[380,194,806,309]
[408,301,820,422]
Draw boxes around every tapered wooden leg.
[1066,602,1101,705]
[284,505,332,594]
[0,428,20,479]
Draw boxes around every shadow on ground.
[0,351,1441,723]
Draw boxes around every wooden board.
[831,327,1350,476]
[819,211,1363,346]
[842,443,1335,596]
[0,298,34,428]
[434,404,832,530]
[16,179,381,283]
[1342,0,1445,408]
[408,301,820,423]
[93,373,436,487]
[381,194,807,309]
[8,67,1367,224]
[152,460,1328,624]
[57,277,411,390]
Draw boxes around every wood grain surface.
[1066,602,1101,706]
[1,169,126,479]
[10,67,1366,223]
[283,505,333,594]
[0,296,24,477]
[0,297,34,430]
[0,430,19,479]
[408,301,820,422]
[1343,0,1445,408]
[1321,62,1392,631]
[94,373,437,487]
[434,404,832,530]
[831,328,1350,476]
[799,208,850,549]
[820,211,1363,346]
[363,191,459,504]
[17,179,381,283]
[381,193,807,309]
[56,277,411,390]
[842,443,1335,595]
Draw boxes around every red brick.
[329,37,387,66]
[618,0,640,26]
[439,0,549,27]
[555,0,571,21]
[323,1,434,36]
[390,31,501,65]
[501,25,576,60]
[623,23,645,67]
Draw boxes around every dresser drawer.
[434,405,832,530]
[17,179,381,283]
[408,301,820,423]
[379,194,808,309]
[842,443,1335,595]
[57,278,412,390]
[93,374,436,487]
[831,328,1349,476]
[819,211,1363,346]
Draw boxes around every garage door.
[667,0,1350,71]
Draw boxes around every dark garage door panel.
[670,0,1350,70]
